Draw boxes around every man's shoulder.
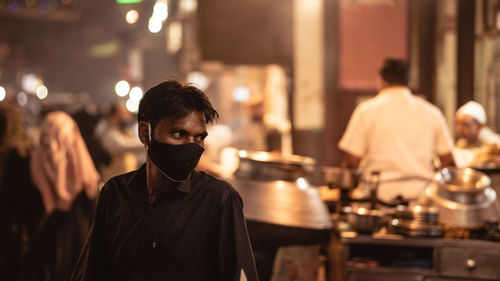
[101,168,141,194]
[411,96,445,117]
[192,170,240,199]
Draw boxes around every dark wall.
[197,0,293,65]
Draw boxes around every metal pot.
[234,151,316,181]
[346,207,384,234]
[420,167,500,228]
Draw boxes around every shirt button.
[152,241,157,248]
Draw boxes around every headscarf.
[457,101,486,125]
[30,111,100,213]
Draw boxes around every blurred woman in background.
[25,111,100,281]
[0,102,44,281]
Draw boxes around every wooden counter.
[329,232,500,281]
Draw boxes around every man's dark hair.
[138,80,219,130]
[379,58,409,86]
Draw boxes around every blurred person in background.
[94,102,145,182]
[0,102,44,281]
[198,98,281,178]
[71,80,258,281]
[455,101,500,148]
[72,104,112,175]
[339,58,455,204]
[232,98,281,153]
[25,111,100,281]
[453,101,500,167]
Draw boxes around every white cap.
[457,101,486,125]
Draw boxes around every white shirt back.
[338,87,453,201]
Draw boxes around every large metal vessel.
[420,167,500,228]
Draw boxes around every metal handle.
[466,258,476,270]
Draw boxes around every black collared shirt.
[70,165,259,281]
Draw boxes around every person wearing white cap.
[455,101,500,148]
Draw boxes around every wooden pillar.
[456,0,475,107]
[409,0,438,102]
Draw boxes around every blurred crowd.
[0,100,144,281]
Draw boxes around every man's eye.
[172,132,182,138]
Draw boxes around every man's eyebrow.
[198,131,208,137]
[169,128,188,133]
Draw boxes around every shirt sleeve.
[434,111,454,155]
[217,188,259,281]
[70,185,110,281]
[338,105,368,157]
[101,128,144,154]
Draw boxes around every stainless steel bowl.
[421,167,500,228]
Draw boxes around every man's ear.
[138,121,150,145]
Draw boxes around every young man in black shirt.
[71,80,259,281]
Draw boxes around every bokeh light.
[232,86,250,102]
[125,10,139,24]
[153,1,168,21]
[126,98,140,113]
[148,16,163,33]
[129,86,143,101]
[180,0,197,13]
[21,74,41,94]
[0,86,6,102]
[17,92,28,106]
[115,80,130,97]
[36,85,48,100]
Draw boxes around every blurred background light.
[17,92,27,106]
[129,86,143,101]
[0,86,5,102]
[36,85,48,100]
[180,0,197,13]
[148,16,163,33]
[153,1,168,21]
[296,177,309,190]
[186,71,209,91]
[125,10,139,24]
[167,21,183,53]
[232,86,250,102]
[115,80,130,97]
[21,74,41,94]
[125,98,140,112]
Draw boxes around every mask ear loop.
[148,122,152,143]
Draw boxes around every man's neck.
[146,160,178,203]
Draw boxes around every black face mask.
[147,137,204,182]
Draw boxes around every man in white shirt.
[94,102,145,182]
[338,58,454,203]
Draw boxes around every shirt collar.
[131,165,193,202]
[377,86,412,99]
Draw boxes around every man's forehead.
[158,111,207,127]
[457,114,480,125]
